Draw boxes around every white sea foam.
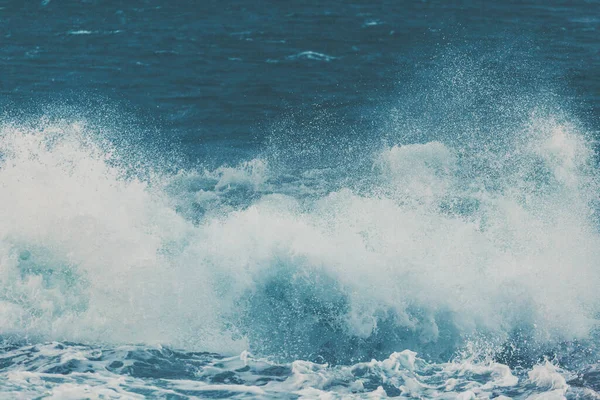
[0,343,588,398]
[0,112,599,363]
[286,51,337,62]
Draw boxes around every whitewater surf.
[2,1,600,398]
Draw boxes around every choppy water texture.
[1,0,600,398]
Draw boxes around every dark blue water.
[2,1,599,155]
[1,0,599,398]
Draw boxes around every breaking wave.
[1,103,599,371]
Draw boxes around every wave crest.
[0,111,599,366]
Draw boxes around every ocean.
[1,0,600,398]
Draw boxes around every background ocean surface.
[1,0,600,398]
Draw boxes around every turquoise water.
[0,1,599,398]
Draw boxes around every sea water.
[0,1,599,398]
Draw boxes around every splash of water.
[0,106,599,370]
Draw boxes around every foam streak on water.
[0,342,596,399]
[0,111,599,397]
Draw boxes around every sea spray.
[0,110,599,368]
